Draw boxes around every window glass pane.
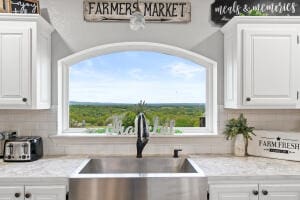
[69,51,206,134]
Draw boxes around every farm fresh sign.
[248,130,300,161]
[83,0,191,22]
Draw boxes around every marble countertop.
[0,156,87,178]
[1,155,300,180]
[190,154,300,180]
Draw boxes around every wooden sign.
[248,130,300,161]
[84,0,191,23]
[9,0,40,14]
[211,0,300,25]
[0,0,10,12]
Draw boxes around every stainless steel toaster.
[0,131,16,158]
[3,136,43,162]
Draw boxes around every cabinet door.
[210,184,259,200]
[0,27,31,107]
[260,184,300,200]
[243,28,298,106]
[25,185,66,200]
[0,186,23,200]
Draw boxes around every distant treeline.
[69,102,205,128]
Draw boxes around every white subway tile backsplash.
[38,122,57,131]
[0,107,298,155]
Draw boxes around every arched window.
[58,42,217,135]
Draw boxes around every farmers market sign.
[83,0,191,22]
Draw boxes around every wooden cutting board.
[248,130,300,161]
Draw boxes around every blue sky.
[69,51,206,103]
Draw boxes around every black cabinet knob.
[15,193,21,198]
[246,97,251,101]
[262,190,268,195]
[22,98,27,102]
[252,190,259,195]
[25,193,31,198]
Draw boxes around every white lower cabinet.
[260,184,300,200]
[0,185,66,200]
[210,184,258,200]
[0,186,24,200]
[25,186,66,200]
[210,184,300,200]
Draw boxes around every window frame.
[57,42,218,135]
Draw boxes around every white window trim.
[57,42,218,136]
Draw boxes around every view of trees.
[69,51,207,134]
[69,103,205,130]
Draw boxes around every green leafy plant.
[122,111,136,128]
[224,114,255,140]
[135,100,148,115]
[175,129,183,134]
[240,10,268,16]
[86,128,106,134]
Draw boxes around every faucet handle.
[173,149,182,158]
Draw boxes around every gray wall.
[40,0,224,105]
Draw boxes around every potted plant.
[224,114,255,156]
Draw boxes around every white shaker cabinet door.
[210,184,259,200]
[260,184,300,200]
[0,27,31,107]
[243,28,298,106]
[0,186,24,200]
[25,185,66,200]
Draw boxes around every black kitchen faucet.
[136,113,149,158]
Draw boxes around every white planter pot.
[234,134,246,157]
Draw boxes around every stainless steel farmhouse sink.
[80,157,200,173]
[69,157,208,200]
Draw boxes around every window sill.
[49,133,224,145]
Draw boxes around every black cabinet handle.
[262,190,268,195]
[25,193,31,198]
[14,193,21,198]
[252,190,259,195]
[246,97,251,101]
[22,98,27,102]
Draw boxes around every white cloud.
[70,64,114,83]
[166,62,205,79]
[69,79,206,103]
[69,60,206,104]
[128,68,143,80]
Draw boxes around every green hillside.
[69,103,205,129]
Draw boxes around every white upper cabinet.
[222,17,300,109]
[0,27,31,107]
[0,14,53,109]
